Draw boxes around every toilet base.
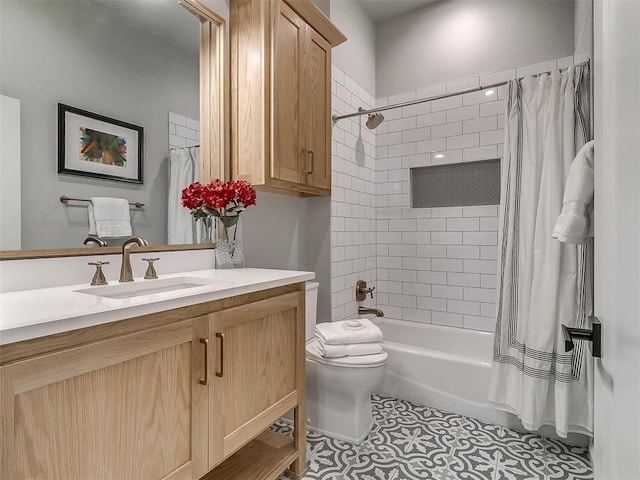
[306,417,374,445]
[306,379,378,445]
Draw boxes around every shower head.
[366,113,384,130]
[358,107,385,130]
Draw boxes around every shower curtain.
[168,146,200,244]
[489,64,593,437]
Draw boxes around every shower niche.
[230,0,346,197]
[411,158,501,208]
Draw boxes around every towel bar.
[60,195,145,209]
[561,316,601,358]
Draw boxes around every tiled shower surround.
[331,66,377,321]
[274,395,593,480]
[332,55,586,333]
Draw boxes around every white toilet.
[304,282,388,444]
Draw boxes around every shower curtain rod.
[332,59,591,125]
[331,81,507,124]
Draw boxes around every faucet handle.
[142,258,159,280]
[88,261,109,286]
[356,280,375,301]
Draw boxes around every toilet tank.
[305,282,319,342]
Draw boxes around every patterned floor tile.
[367,415,422,459]
[339,453,400,480]
[302,430,359,479]
[269,419,294,437]
[496,427,547,479]
[372,394,400,416]
[392,397,432,422]
[444,420,500,480]
[272,395,592,480]
[396,460,446,479]
[544,438,593,480]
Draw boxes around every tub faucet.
[119,237,149,282]
[358,306,384,317]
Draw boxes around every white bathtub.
[373,318,588,445]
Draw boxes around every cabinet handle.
[199,338,209,385]
[215,332,225,377]
[304,150,314,174]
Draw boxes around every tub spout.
[358,306,384,317]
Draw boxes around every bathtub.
[374,318,496,423]
[373,318,588,445]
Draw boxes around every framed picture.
[58,104,143,184]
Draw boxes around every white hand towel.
[306,339,388,365]
[553,140,595,244]
[315,318,383,345]
[88,197,132,238]
[316,339,383,358]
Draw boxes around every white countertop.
[0,268,314,345]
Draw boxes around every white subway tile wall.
[372,56,582,333]
[168,112,200,149]
[331,66,377,321]
[330,56,583,331]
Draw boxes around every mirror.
[0,0,225,258]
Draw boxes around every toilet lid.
[306,339,388,368]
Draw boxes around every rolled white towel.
[317,339,383,358]
[315,318,383,345]
[552,140,594,244]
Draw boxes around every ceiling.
[355,0,441,23]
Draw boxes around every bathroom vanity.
[0,268,313,480]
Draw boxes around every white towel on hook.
[316,339,384,358]
[552,140,595,244]
[315,318,383,345]
[88,197,132,238]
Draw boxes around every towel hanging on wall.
[553,140,595,244]
[88,197,132,238]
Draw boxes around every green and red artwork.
[79,127,127,167]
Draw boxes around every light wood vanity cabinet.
[0,320,205,480]
[1,285,307,480]
[230,0,346,197]
[204,291,306,477]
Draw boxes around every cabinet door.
[0,320,208,480]
[272,1,306,186]
[208,291,303,468]
[304,26,332,192]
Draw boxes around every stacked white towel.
[314,318,383,358]
[553,140,595,244]
[88,197,133,238]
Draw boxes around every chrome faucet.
[358,306,385,317]
[119,237,149,282]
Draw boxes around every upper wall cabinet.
[230,0,346,197]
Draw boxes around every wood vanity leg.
[289,288,307,479]
[288,404,308,479]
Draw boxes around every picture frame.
[57,104,144,184]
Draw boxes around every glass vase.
[215,216,244,269]
[197,216,214,244]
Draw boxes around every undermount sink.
[74,276,227,300]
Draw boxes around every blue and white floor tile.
[274,394,593,480]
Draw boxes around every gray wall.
[376,0,576,97]
[0,0,199,249]
[330,0,376,94]
[574,0,593,58]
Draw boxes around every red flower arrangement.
[181,179,257,239]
